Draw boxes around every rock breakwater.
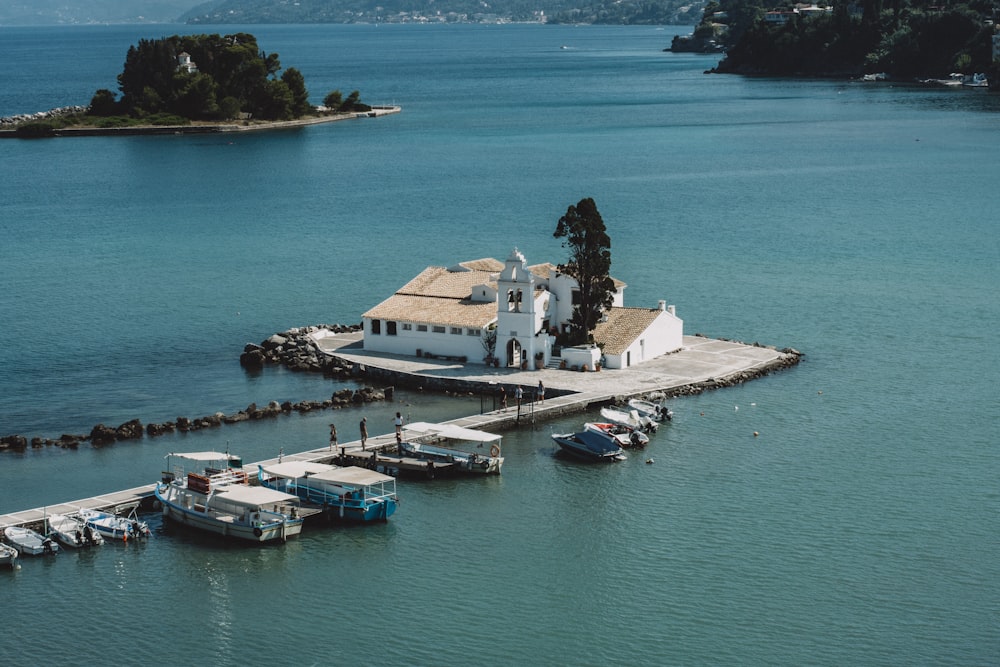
[1,323,390,454]
[240,324,361,375]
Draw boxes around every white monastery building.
[362,248,683,371]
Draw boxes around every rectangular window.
[371,319,381,335]
[387,321,397,336]
[402,323,412,331]
[571,290,581,305]
[432,326,446,334]
[450,327,462,335]
[467,329,481,336]
[417,325,428,332]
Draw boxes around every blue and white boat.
[156,451,305,543]
[551,429,626,462]
[258,461,397,523]
[80,507,151,543]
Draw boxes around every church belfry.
[495,248,546,368]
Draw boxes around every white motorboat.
[0,542,18,568]
[4,526,59,556]
[627,398,673,422]
[259,461,398,523]
[80,508,151,543]
[156,451,305,543]
[600,406,658,433]
[584,422,650,449]
[47,513,104,548]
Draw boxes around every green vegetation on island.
[675,0,999,83]
[14,33,371,137]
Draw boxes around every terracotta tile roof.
[363,294,497,328]
[396,266,498,299]
[528,262,557,280]
[534,262,626,289]
[458,258,504,272]
[592,307,662,355]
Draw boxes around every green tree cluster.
[87,33,363,122]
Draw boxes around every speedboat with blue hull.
[80,508,150,543]
[156,451,305,543]
[551,430,627,462]
[258,461,397,523]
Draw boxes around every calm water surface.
[1,24,998,665]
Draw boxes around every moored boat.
[585,421,649,448]
[627,398,673,422]
[600,406,658,433]
[258,461,398,522]
[0,542,18,568]
[80,508,151,543]
[156,451,305,543]
[47,513,104,548]
[551,430,626,462]
[398,422,504,475]
[4,526,59,556]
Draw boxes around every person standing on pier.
[515,385,523,411]
[537,380,545,403]
[499,385,508,412]
[360,417,368,449]
[329,423,338,451]
[394,412,403,437]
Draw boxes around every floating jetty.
[0,334,800,530]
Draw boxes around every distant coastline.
[0,105,400,139]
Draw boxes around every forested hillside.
[180,0,703,25]
[681,0,998,81]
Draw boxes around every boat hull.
[48,514,104,548]
[400,442,503,474]
[263,482,396,523]
[0,544,17,568]
[80,510,150,543]
[155,484,303,543]
[551,432,626,462]
[4,526,59,556]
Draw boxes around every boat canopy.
[166,451,241,462]
[261,461,336,478]
[403,421,502,444]
[309,466,395,486]
[215,485,299,507]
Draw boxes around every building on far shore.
[361,248,683,370]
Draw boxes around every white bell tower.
[495,248,542,368]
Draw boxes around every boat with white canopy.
[155,451,305,543]
[258,460,397,522]
[399,421,504,475]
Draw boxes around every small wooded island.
[8,33,392,138]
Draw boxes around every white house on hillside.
[362,248,683,370]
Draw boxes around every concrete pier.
[0,334,799,529]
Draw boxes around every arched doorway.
[506,339,522,368]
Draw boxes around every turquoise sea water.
[1,24,998,665]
